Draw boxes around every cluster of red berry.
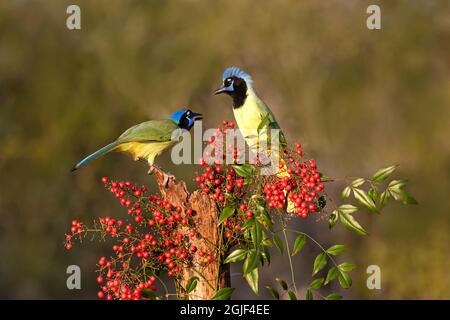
[64,220,83,250]
[202,120,240,166]
[194,163,248,242]
[264,144,325,218]
[64,178,214,300]
[194,123,326,222]
[195,121,247,203]
[194,121,254,242]
[195,165,245,202]
[95,256,158,300]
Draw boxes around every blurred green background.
[0,0,449,299]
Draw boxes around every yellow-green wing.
[256,100,288,151]
[117,119,179,143]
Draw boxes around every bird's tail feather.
[71,141,119,171]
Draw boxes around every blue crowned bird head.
[169,109,203,130]
[214,66,254,108]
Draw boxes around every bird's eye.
[224,77,233,87]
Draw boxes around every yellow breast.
[116,141,175,165]
[233,94,270,151]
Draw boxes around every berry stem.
[215,223,225,291]
[191,267,216,291]
[284,228,345,278]
[279,217,298,294]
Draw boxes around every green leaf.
[326,244,346,256]
[338,272,352,289]
[312,253,327,275]
[256,210,274,232]
[211,287,235,300]
[224,249,247,264]
[325,293,342,300]
[265,286,280,300]
[353,188,378,212]
[261,247,271,264]
[257,112,271,133]
[388,179,408,189]
[379,190,390,209]
[244,267,259,295]
[339,211,368,236]
[243,217,255,229]
[372,165,398,183]
[341,186,351,200]
[218,206,235,225]
[185,276,199,293]
[324,267,339,285]
[275,277,288,291]
[339,204,359,214]
[273,235,284,255]
[251,223,263,248]
[243,250,259,275]
[368,187,379,203]
[262,238,272,247]
[141,289,157,299]
[306,289,313,300]
[338,262,357,273]
[233,164,253,178]
[288,290,297,300]
[308,278,324,290]
[329,210,338,229]
[291,234,306,256]
[351,178,365,187]
[389,188,418,205]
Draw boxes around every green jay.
[72,109,202,184]
[215,67,294,212]
[214,66,287,154]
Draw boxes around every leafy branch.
[331,165,417,236]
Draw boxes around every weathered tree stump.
[152,167,230,299]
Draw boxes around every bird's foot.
[147,164,175,187]
[147,165,159,175]
[162,172,175,187]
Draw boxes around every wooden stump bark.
[152,167,230,299]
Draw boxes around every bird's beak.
[214,85,226,95]
[192,112,203,120]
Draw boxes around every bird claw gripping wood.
[147,165,156,175]
[148,165,175,187]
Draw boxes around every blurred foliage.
[0,0,449,299]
